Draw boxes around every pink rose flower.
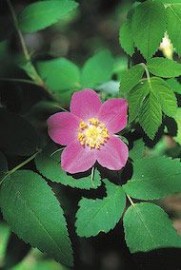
[47,89,128,174]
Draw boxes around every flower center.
[77,118,109,149]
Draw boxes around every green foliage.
[123,156,181,200]
[139,93,162,139]
[36,58,80,104]
[120,64,144,96]
[18,0,78,33]
[0,170,73,266]
[123,202,181,253]
[0,109,40,156]
[167,78,181,94]
[151,78,177,117]
[76,180,126,237]
[147,57,181,78]
[81,50,114,88]
[132,1,166,59]
[119,18,134,56]
[129,139,145,160]
[127,81,149,123]
[36,58,80,92]
[35,144,101,190]
[128,77,177,139]
[174,108,181,144]
[165,2,181,55]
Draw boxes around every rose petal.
[96,136,128,170]
[70,89,102,119]
[47,112,80,145]
[98,99,128,133]
[61,141,97,173]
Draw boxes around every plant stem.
[6,0,30,61]
[0,149,41,185]
[141,63,151,84]
[127,195,135,206]
[0,78,38,85]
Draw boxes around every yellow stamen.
[77,118,109,149]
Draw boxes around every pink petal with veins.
[96,136,128,170]
[70,89,102,120]
[61,141,97,174]
[47,112,80,145]
[98,99,128,133]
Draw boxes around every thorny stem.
[0,149,41,186]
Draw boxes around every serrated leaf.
[123,156,181,200]
[76,180,126,237]
[36,58,80,92]
[119,19,134,56]
[167,78,181,94]
[123,202,181,253]
[120,64,145,96]
[0,170,73,266]
[127,81,149,122]
[166,4,181,55]
[132,1,166,59]
[139,93,162,139]
[35,143,101,190]
[149,77,177,117]
[174,108,181,144]
[18,0,78,33]
[81,50,114,88]
[147,57,181,78]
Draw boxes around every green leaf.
[123,202,181,253]
[120,64,145,96]
[81,50,114,88]
[18,0,78,33]
[147,57,181,78]
[0,109,40,156]
[35,143,101,190]
[119,19,134,56]
[123,156,181,200]
[174,108,181,144]
[149,77,177,117]
[132,1,166,59]
[166,3,181,55]
[76,180,126,237]
[136,77,177,139]
[139,93,162,139]
[0,170,73,266]
[127,81,149,122]
[129,139,145,160]
[36,58,80,92]
[167,78,181,94]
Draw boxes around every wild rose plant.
[1,0,181,269]
[47,89,128,174]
